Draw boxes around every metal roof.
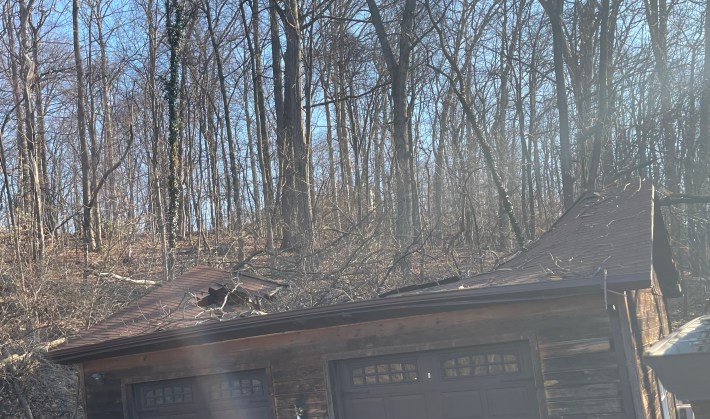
[48,179,680,364]
[645,315,710,401]
[646,315,710,357]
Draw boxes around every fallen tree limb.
[0,338,67,369]
[657,194,710,206]
[0,346,35,419]
[96,272,159,285]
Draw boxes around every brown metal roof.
[49,179,680,364]
[386,179,677,297]
[55,266,285,352]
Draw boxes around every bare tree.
[366,0,421,245]
[426,0,525,250]
[73,0,93,260]
[165,0,185,280]
[274,0,313,254]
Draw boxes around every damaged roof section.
[61,266,285,350]
[49,179,681,363]
[384,180,681,298]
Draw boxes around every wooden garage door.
[333,342,540,419]
[131,369,273,419]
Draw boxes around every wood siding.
[624,274,676,419]
[80,294,637,419]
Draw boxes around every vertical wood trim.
[120,378,129,419]
[78,363,88,418]
[610,292,645,419]
[322,358,337,419]
[121,377,135,419]
[266,364,278,419]
[651,272,678,419]
[527,335,549,419]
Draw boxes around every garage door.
[333,342,540,419]
[131,369,273,419]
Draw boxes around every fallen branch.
[96,272,159,285]
[0,338,67,369]
[43,337,67,351]
[610,159,657,181]
[657,194,710,206]
[0,346,35,419]
[0,353,25,369]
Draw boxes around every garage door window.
[441,352,520,378]
[351,362,418,386]
[334,342,539,419]
[141,380,194,407]
[209,372,264,400]
[132,369,273,418]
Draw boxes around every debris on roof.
[57,266,285,350]
[384,179,680,298]
[52,179,681,359]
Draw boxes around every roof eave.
[49,271,651,364]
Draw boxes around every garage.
[130,369,273,419]
[332,341,540,419]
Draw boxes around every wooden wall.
[624,274,675,419]
[80,294,641,419]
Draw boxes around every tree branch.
[657,194,710,206]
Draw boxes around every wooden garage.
[48,180,683,419]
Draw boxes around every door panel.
[439,390,484,419]
[131,370,272,419]
[335,341,539,419]
[484,387,534,418]
[387,394,429,419]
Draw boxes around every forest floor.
[0,229,707,418]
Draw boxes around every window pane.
[442,352,520,379]
[351,363,419,386]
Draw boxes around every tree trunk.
[145,0,169,278]
[644,0,677,192]
[30,23,52,236]
[586,0,611,191]
[335,62,353,213]
[244,76,262,231]
[541,0,574,208]
[280,0,313,254]
[72,0,93,260]
[269,0,288,248]
[165,0,184,281]
[366,0,419,245]
[96,4,115,233]
[204,0,241,232]
[433,89,452,244]
[698,0,710,192]
[243,0,274,249]
[321,70,341,229]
